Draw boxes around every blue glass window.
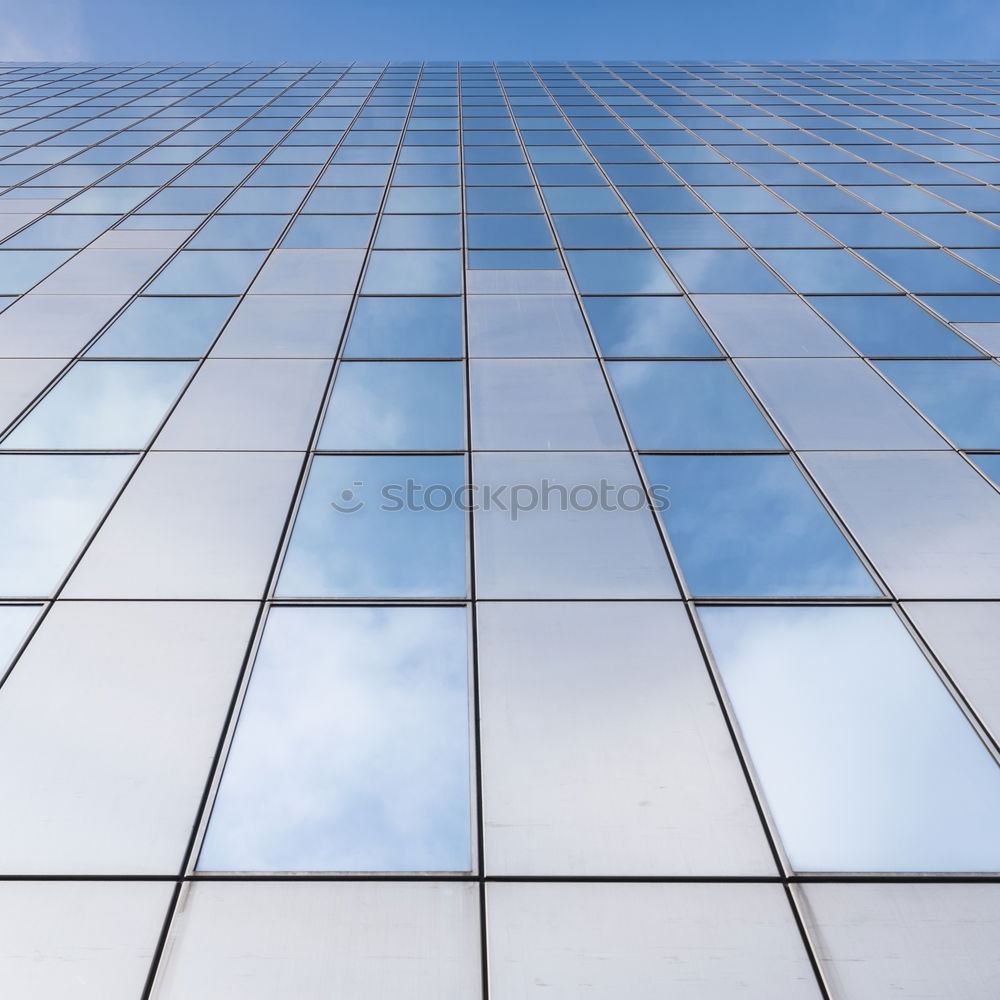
[608,361,778,449]
[643,454,880,597]
[276,454,467,598]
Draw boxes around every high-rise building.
[1,58,1000,997]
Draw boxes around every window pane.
[375,214,462,249]
[0,454,134,596]
[608,361,778,449]
[282,214,375,249]
[876,360,1000,448]
[362,250,462,293]
[584,296,719,357]
[276,454,467,598]
[4,361,195,450]
[467,214,554,249]
[701,605,1000,871]
[566,250,678,293]
[86,297,236,358]
[145,251,267,295]
[643,454,880,597]
[806,295,979,357]
[343,297,463,357]
[664,249,785,293]
[318,361,465,450]
[759,249,895,293]
[199,606,471,872]
[804,450,1000,599]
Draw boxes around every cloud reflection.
[198,605,471,872]
[701,605,1000,872]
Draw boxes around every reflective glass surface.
[86,297,236,358]
[643,454,880,597]
[0,454,133,596]
[199,606,471,872]
[343,296,463,357]
[583,296,719,357]
[876,360,1000,447]
[276,454,467,598]
[145,250,267,295]
[701,605,1000,871]
[664,250,785,293]
[808,295,980,357]
[565,250,678,293]
[362,250,462,294]
[4,361,195,450]
[608,361,779,449]
[318,361,465,450]
[8,59,1000,988]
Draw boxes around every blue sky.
[1,0,999,63]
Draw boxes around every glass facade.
[1,58,1000,996]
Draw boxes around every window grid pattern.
[1,60,1000,999]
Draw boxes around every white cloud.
[0,0,89,62]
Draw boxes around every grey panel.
[904,600,1000,744]
[90,229,192,249]
[0,881,172,1000]
[801,883,1000,999]
[33,248,173,294]
[466,269,572,294]
[209,294,351,357]
[467,294,594,357]
[693,294,854,356]
[804,451,1000,598]
[249,249,365,294]
[151,882,481,999]
[471,359,626,450]
[0,604,39,672]
[153,359,331,450]
[477,601,774,875]
[0,358,65,432]
[738,358,946,449]
[487,882,822,999]
[0,294,129,357]
[63,451,301,599]
[0,601,256,873]
[473,451,677,598]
